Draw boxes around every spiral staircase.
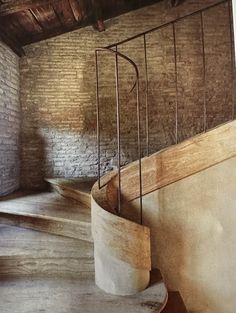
[0,178,185,312]
[0,0,235,312]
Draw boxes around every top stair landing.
[45,177,96,208]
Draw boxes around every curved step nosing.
[0,210,91,225]
[0,212,93,242]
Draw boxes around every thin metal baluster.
[200,12,207,132]
[95,50,101,189]
[115,46,121,215]
[172,22,178,144]
[144,34,150,156]
[228,0,235,120]
[136,79,143,225]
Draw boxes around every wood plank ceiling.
[0,0,180,56]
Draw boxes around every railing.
[95,0,235,224]
[95,47,143,221]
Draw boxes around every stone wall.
[0,41,20,196]
[20,0,235,189]
[233,0,236,59]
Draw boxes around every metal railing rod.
[115,46,121,215]
[106,0,228,49]
[143,34,150,156]
[95,50,101,189]
[172,22,178,144]
[95,47,141,221]
[136,80,143,225]
[200,12,207,132]
[228,1,235,120]
[96,48,139,92]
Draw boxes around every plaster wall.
[131,156,236,313]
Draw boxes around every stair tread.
[0,224,94,277]
[0,191,91,224]
[0,275,167,313]
[46,178,96,194]
[0,224,93,259]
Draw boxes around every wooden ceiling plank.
[68,0,82,22]
[21,18,91,46]
[17,10,43,34]
[29,8,45,31]
[0,0,60,16]
[169,0,181,7]
[30,4,61,31]
[0,13,30,43]
[52,6,63,27]
[4,0,162,46]
[52,0,76,28]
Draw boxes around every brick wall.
[0,41,20,196]
[20,0,235,189]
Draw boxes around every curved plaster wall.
[131,156,236,313]
[0,41,20,196]
[93,120,236,312]
[91,185,151,296]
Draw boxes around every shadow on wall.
[21,128,47,191]
[20,47,145,191]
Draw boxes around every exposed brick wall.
[0,41,20,196]
[20,0,235,189]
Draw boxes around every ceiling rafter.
[68,0,82,22]
[91,0,105,32]
[29,8,45,31]
[0,0,60,16]
[169,0,181,7]
[0,0,163,49]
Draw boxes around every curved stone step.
[0,224,187,312]
[45,177,96,208]
[0,270,168,313]
[0,224,94,277]
[0,191,92,242]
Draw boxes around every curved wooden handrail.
[107,120,236,205]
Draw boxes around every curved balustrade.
[95,46,144,223]
[91,119,236,308]
[93,1,235,311]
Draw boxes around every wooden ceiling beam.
[0,0,60,16]
[169,0,181,7]
[91,0,105,32]
[68,0,83,22]
[21,19,90,46]
[0,25,25,56]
